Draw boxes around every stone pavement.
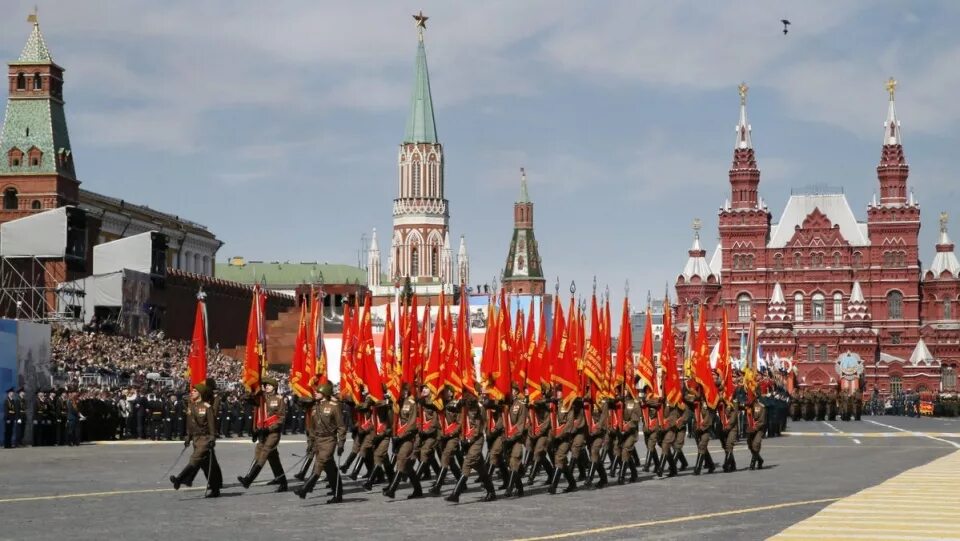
[770,447,960,540]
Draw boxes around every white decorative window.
[737,294,751,322]
[812,293,825,321]
[833,293,843,321]
[794,293,804,321]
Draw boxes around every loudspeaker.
[64,206,87,272]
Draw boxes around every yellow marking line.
[0,486,205,504]
[509,497,840,541]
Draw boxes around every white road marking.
[865,419,960,449]
[822,421,861,445]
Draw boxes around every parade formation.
[163,282,788,504]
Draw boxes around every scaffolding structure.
[0,255,86,326]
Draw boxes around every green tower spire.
[403,16,438,145]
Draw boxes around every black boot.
[348,456,364,481]
[677,450,688,471]
[585,461,596,486]
[705,451,716,474]
[480,469,497,502]
[381,470,402,499]
[294,473,319,499]
[595,462,608,489]
[513,471,525,497]
[693,453,703,476]
[562,466,578,493]
[756,454,764,470]
[295,456,313,481]
[275,474,288,493]
[362,465,383,491]
[548,468,563,494]
[749,454,757,471]
[576,452,588,481]
[429,467,447,496]
[527,459,542,484]
[616,457,627,485]
[729,454,737,472]
[667,453,678,477]
[609,455,621,477]
[445,475,467,503]
[629,458,639,483]
[543,461,556,486]
[339,451,357,474]
[170,464,196,491]
[497,463,510,490]
[407,464,424,500]
[655,451,666,478]
[722,452,731,472]
[504,470,517,497]
[326,472,343,504]
[238,463,263,489]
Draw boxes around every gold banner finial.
[886,77,898,101]
[413,10,428,41]
[738,82,749,105]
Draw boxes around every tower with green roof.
[0,15,79,223]
[502,168,545,295]
[386,11,453,293]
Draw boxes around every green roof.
[0,96,75,177]
[18,23,52,64]
[403,40,438,144]
[215,262,369,287]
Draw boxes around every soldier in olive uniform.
[383,385,425,500]
[641,387,663,475]
[584,391,609,489]
[548,393,583,494]
[349,393,376,481]
[525,384,555,485]
[170,383,223,498]
[718,396,739,473]
[416,386,441,481]
[445,390,497,503]
[362,392,394,491]
[482,392,506,488]
[746,393,766,470]
[658,397,681,478]
[617,384,642,484]
[673,382,694,471]
[237,378,288,492]
[503,385,528,497]
[429,386,462,496]
[294,382,347,503]
[692,388,716,475]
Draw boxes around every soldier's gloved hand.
[183,440,190,448]
[209,440,216,449]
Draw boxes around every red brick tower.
[502,168,545,295]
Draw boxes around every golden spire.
[738,82,749,105]
[886,77,898,101]
[941,211,949,233]
[27,5,38,25]
[413,10,428,42]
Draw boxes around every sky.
[3,1,960,317]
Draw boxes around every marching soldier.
[237,377,288,493]
[482,392,506,489]
[617,383,642,484]
[362,391,394,491]
[584,391,610,489]
[549,392,583,494]
[691,384,716,475]
[503,384,528,497]
[383,384,424,499]
[641,386,663,475]
[658,395,680,478]
[444,390,497,503]
[718,394,739,473]
[294,382,347,503]
[416,386,441,482]
[747,385,767,470]
[525,383,555,485]
[429,386,462,496]
[169,382,223,498]
[674,381,695,471]
[349,393,376,482]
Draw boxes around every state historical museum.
[675,82,959,398]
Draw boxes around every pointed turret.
[877,77,909,206]
[908,338,935,366]
[503,167,545,295]
[1,14,79,221]
[440,231,452,285]
[457,235,469,287]
[929,212,960,278]
[729,82,760,210]
[403,12,438,145]
[367,228,381,288]
[765,282,792,327]
[844,281,871,327]
[680,219,714,281]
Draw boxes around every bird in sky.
[781,19,791,35]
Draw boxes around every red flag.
[613,296,633,397]
[492,290,513,400]
[186,294,208,386]
[480,297,496,389]
[582,294,605,400]
[382,302,400,404]
[289,301,311,397]
[552,297,580,408]
[692,308,720,408]
[417,300,431,385]
[356,294,384,401]
[423,292,445,405]
[401,296,418,390]
[718,309,734,402]
[636,307,656,397]
[459,287,478,397]
[311,289,328,385]
[242,285,266,394]
[661,299,682,406]
[339,302,361,404]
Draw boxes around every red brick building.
[502,168,545,295]
[675,81,960,397]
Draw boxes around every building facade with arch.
[674,82,960,397]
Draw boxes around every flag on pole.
[289,300,311,397]
[661,298,682,406]
[242,284,266,394]
[552,297,580,409]
[718,308,734,403]
[692,307,720,408]
[357,294,384,401]
[582,293,606,400]
[613,296,633,397]
[382,302,400,404]
[186,291,208,386]
[636,307,656,397]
